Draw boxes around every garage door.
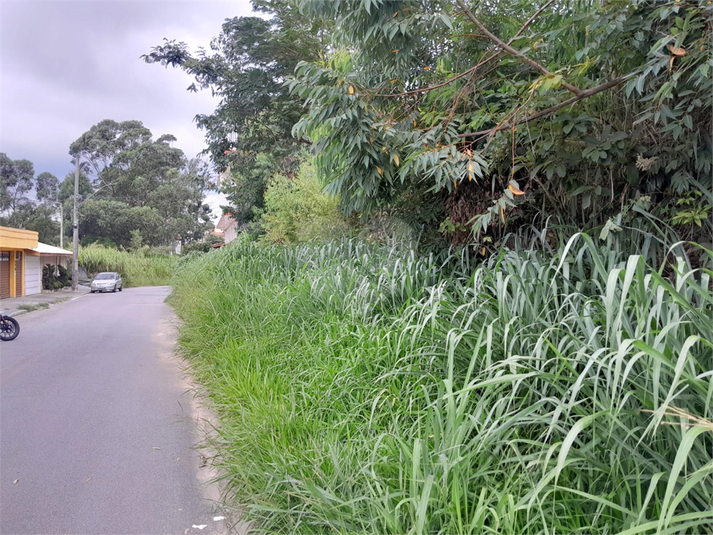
[25,254,41,295]
[0,252,10,299]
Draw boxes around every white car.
[90,272,123,293]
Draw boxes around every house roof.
[215,213,236,231]
[30,242,73,256]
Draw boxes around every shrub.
[82,236,118,249]
[129,229,143,251]
[181,241,213,255]
[261,158,349,244]
[42,264,71,290]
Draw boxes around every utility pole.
[72,157,79,291]
[59,203,64,249]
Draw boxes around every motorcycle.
[0,314,20,341]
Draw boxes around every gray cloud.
[1,0,254,182]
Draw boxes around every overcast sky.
[1,0,256,218]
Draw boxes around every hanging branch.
[368,0,558,99]
[450,0,628,140]
[454,0,584,97]
[510,0,558,40]
[458,76,626,140]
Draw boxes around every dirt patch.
[154,314,252,535]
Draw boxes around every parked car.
[90,272,123,293]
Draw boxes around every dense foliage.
[69,119,214,248]
[145,0,712,247]
[0,153,63,244]
[170,235,712,534]
[142,0,328,225]
[290,0,712,247]
[261,158,349,244]
[42,263,71,290]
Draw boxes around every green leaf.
[554,412,606,480]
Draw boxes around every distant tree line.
[0,120,215,250]
[67,119,215,249]
[0,153,63,244]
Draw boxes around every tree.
[69,120,151,176]
[69,120,214,248]
[0,156,64,245]
[291,0,712,245]
[59,171,93,203]
[142,0,328,224]
[35,172,60,203]
[0,153,35,213]
[76,200,160,247]
[69,119,178,204]
[20,204,59,245]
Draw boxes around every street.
[1,287,229,535]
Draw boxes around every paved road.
[1,287,229,535]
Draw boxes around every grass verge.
[17,302,53,312]
[169,234,713,534]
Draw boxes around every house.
[215,213,238,244]
[0,226,73,299]
[32,242,74,278]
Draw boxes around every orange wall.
[0,227,37,297]
[0,226,38,251]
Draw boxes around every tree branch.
[368,52,496,98]
[368,0,558,100]
[457,77,626,140]
[454,0,583,97]
[511,0,558,41]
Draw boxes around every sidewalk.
[0,285,91,317]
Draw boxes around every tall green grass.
[79,245,176,287]
[169,234,713,534]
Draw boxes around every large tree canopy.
[290,0,712,245]
[0,154,35,213]
[1,122,213,249]
[140,0,710,246]
[69,120,184,205]
[142,0,329,224]
[69,120,213,247]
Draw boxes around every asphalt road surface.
[1,287,231,535]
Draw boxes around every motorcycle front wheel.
[0,316,20,341]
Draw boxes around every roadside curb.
[1,286,91,317]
